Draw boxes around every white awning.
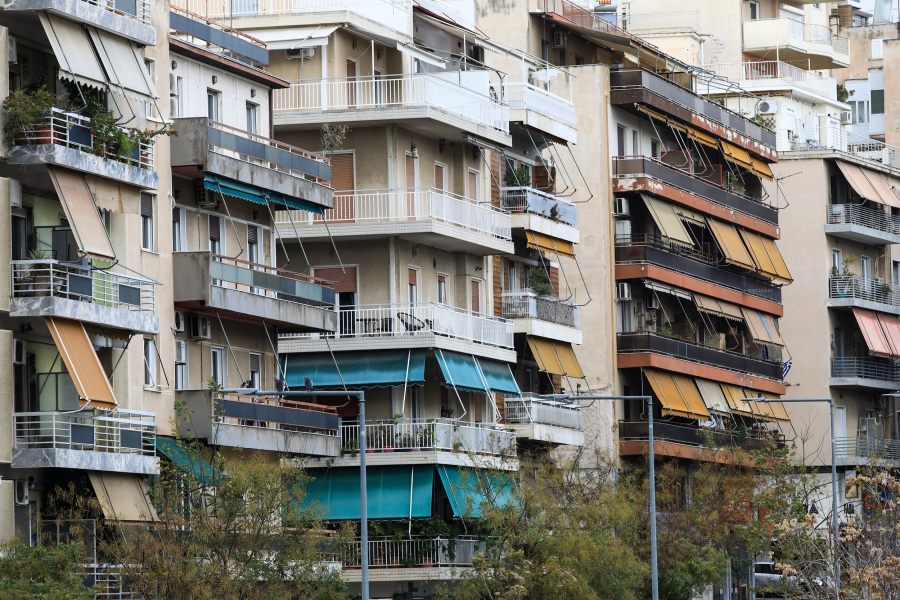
[253,26,339,49]
[397,42,446,67]
[88,29,158,101]
[39,12,107,91]
[643,280,693,300]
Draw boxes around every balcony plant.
[504,166,531,188]
[524,268,552,296]
[23,248,53,297]
[2,86,72,144]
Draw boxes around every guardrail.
[619,420,786,450]
[274,74,509,134]
[829,275,900,307]
[500,186,577,226]
[275,187,512,240]
[84,0,151,26]
[835,436,900,461]
[13,410,156,456]
[705,61,837,101]
[210,394,340,434]
[340,419,516,456]
[14,108,154,170]
[827,203,900,236]
[504,396,582,430]
[280,302,514,349]
[831,357,900,382]
[777,127,900,173]
[343,537,485,568]
[504,82,576,128]
[210,254,335,308]
[11,259,156,314]
[535,0,654,48]
[84,563,137,599]
[501,291,578,328]
[750,18,847,54]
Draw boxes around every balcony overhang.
[300,451,519,471]
[512,318,581,344]
[10,296,159,335]
[829,376,900,391]
[6,144,159,190]
[510,109,577,144]
[215,12,412,47]
[279,334,517,362]
[617,352,786,394]
[514,423,584,445]
[741,22,849,70]
[825,223,900,245]
[826,297,900,316]
[619,440,749,464]
[11,448,159,474]
[4,0,157,46]
[510,213,580,245]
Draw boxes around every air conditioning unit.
[195,180,218,209]
[552,31,567,48]
[189,315,211,340]
[646,292,660,310]
[13,339,26,365]
[15,480,29,506]
[175,340,187,365]
[757,100,777,115]
[174,310,185,333]
[616,282,632,301]
[286,47,315,60]
[840,110,852,125]
[467,44,485,63]
[613,196,630,217]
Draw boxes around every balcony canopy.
[525,231,575,258]
[205,173,324,214]
[853,307,900,359]
[88,473,158,523]
[44,316,118,411]
[438,466,516,519]
[47,165,116,262]
[282,349,426,390]
[526,336,584,379]
[156,438,223,486]
[436,350,521,396]
[836,160,900,208]
[301,465,434,520]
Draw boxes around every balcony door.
[406,154,418,218]
[211,347,226,387]
[836,406,847,439]
[861,255,872,280]
[329,152,355,222]
[347,60,357,108]
[471,278,482,314]
[314,267,357,337]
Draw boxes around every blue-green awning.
[438,465,517,519]
[437,350,487,394]
[155,438,223,486]
[204,173,324,214]
[477,358,521,397]
[301,466,434,520]
[282,350,426,390]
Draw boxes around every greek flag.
[782,361,792,378]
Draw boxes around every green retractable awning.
[204,173,324,214]
[155,438,223,486]
[282,350,426,390]
[437,350,487,393]
[301,466,434,520]
[438,465,516,519]
[476,358,521,396]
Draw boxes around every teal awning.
[204,173,324,214]
[282,350,426,390]
[477,358,521,397]
[155,438,222,486]
[438,465,517,519]
[301,466,434,520]
[437,350,487,393]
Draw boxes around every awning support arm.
[38,352,62,398]
[438,349,467,420]
[260,318,285,383]
[276,196,312,273]
[542,134,572,197]
[108,335,133,379]
[263,199,292,269]
[473,357,501,423]
[563,143,593,203]
[569,253,592,307]
[319,214,348,284]
[214,309,245,384]
[212,177,244,260]
[399,349,411,418]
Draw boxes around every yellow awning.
[706,217,756,271]
[739,229,779,280]
[741,307,784,348]
[525,231,576,259]
[44,317,118,410]
[636,105,669,124]
[719,140,754,170]
[741,389,779,422]
[644,369,693,419]
[672,374,710,419]
[759,236,793,283]
[763,393,791,422]
[526,336,584,378]
[687,127,719,149]
[721,384,754,416]
[673,205,706,225]
[641,194,695,248]
[750,156,774,181]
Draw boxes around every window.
[468,170,479,202]
[813,2,821,8]
[861,256,872,280]
[207,89,219,121]
[541,40,550,62]
[618,300,631,332]
[408,268,418,304]
[246,102,258,134]
[749,1,759,20]
[437,274,447,304]
[144,60,154,118]
[175,340,188,390]
[893,260,900,284]
[632,130,638,155]
[210,347,226,387]
[872,89,885,115]
[248,225,260,293]
[249,353,261,389]
[170,74,183,119]
[143,337,157,388]
[872,39,884,59]
[850,100,870,124]
[616,125,626,157]
[140,192,154,251]
[172,207,185,252]
[650,139,659,159]
[410,386,423,421]
[832,249,843,274]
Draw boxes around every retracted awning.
[854,307,893,357]
[88,473,158,522]
[706,217,756,271]
[876,313,900,358]
[644,280,693,300]
[695,378,731,415]
[88,28,158,102]
[525,231,576,258]
[47,165,116,262]
[398,42,447,67]
[862,166,900,208]
[282,349,426,390]
[301,466,434,520]
[205,174,325,214]
[673,204,706,226]
[155,438,222,486]
[643,369,709,419]
[438,465,516,519]
[686,127,718,149]
[750,156,774,181]
[719,140,754,170]
[476,358,522,396]
[526,336,584,378]
[45,317,117,410]
[836,160,884,205]
[640,193,694,248]
[252,25,339,49]
[39,12,108,91]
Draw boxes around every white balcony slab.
[511,317,582,344]
[512,423,584,446]
[825,223,900,245]
[510,213,580,244]
[826,297,900,316]
[829,377,900,390]
[278,333,516,362]
[8,144,158,190]
[11,448,159,475]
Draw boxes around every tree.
[0,539,97,600]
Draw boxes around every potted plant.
[25,248,53,297]
[524,268,552,296]
[127,127,177,168]
[2,87,65,145]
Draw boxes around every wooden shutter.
[314,267,357,293]
[208,215,220,241]
[408,268,417,285]
[471,279,481,313]
[330,153,355,192]
[434,164,444,191]
[140,192,153,218]
[617,125,626,157]
[468,171,478,201]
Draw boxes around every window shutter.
[434,164,445,191]
[314,267,357,293]
[247,225,258,244]
[617,125,626,158]
[331,153,355,192]
[408,268,417,285]
[468,171,478,201]
[209,216,220,241]
[471,279,481,313]
[140,193,153,218]
[249,353,261,373]
[406,154,416,189]
[438,274,446,284]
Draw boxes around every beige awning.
[750,156,775,181]
[741,308,785,348]
[88,29,158,102]
[695,379,732,415]
[47,165,116,262]
[836,160,883,204]
[525,231,576,258]
[861,167,900,208]
[673,204,706,225]
[89,473,158,522]
[706,217,755,271]
[693,294,745,322]
[44,317,118,410]
[641,194,695,248]
[739,229,779,280]
[39,12,108,91]
[759,236,793,283]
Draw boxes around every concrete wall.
[883,38,900,147]
[0,480,12,544]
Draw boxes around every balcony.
[172,252,337,330]
[831,357,900,390]
[12,410,158,474]
[505,82,577,143]
[176,390,341,456]
[501,291,581,344]
[742,19,849,70]
[272,74,511,146]
[777,126,900,177]
[612,156,778,225]
[826,204,900,245]
[704,61,838,102]
[4,0,156,45]
[10,259,159,334]
[171,118,333,210]
[619,420,786,459]
[835,436,900,465]
[274,187,513,255]
[7,108,158,189]
[342,537,485,575]
[504,395,583,445]
[614,234,782,304]
[500,186,577,227]
[828,276,900,315]
[617,332,783,380]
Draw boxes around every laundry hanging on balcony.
[298,466,434,520]
[44,317,118,411]
[525,231,576,258]
[88,473,158,523]
[525,336,584,378]
[640,194,694,248]
[281,349,426,390]
[47,165,116,262]
[204,174,324,214]
[642,369,709,420]
[835,160,900,207]
[438,466,517,519]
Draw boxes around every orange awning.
[44,316,118,410]
[706,217,756,271]
[644,369,693,418]
[853,308,893,358]
[762,393,791,422]
[876,313,900,358]
[672,374,710,419]
[46,165,116,261]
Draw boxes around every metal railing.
[340,419,516,456]
[504,396,582,430]
[705,61,837,101]
[500,186,577,226]
[170,0,412,35]
[84,564,137,599]
[504,82,576,128]
[209,393,340,434]
[831,357,900,382]
[626,11,700,32]
[11,259,156,314]
[343,537,485,568]
[619,420,786,450]
[747,18,848,54]
[209,254,335,307]
[536,0,654,49]
[280,302,514,349]
[835,436,900,461]
[829,275,900,307]
[615,232,714,265]
[82,0,152,26]
[13,410,156,456]
[501,291,578,328]
[273,74,509,134]
[777,127,900,174]
[275,187,512,240]
[827,203,900,236]
[14,108,154,170]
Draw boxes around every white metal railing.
[275,187,512,240]
[827,204,900,236]
[500,186,578,226]
[274,74,509,134]
[280,302,514,349]
[504,396,582,430]
[84,564,137,599]
[704,61,837,101]
[501,291,578,328]
[747,18,848,54]
[11,259,156,313]
[829,275,900,307]
[340,419,516,456]
[170,0,411,35]
[777,127,900,173]
[626,11,700,32]
[83,0,151,26]
[13,410,156,456]
[504,82,576,128]
[343,537,485,568]
[835,436,900,460]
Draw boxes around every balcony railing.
[504,396,582,430]
[280,302,514,349]
[504,82,576,129]
[340,419,516,456]
[835,436,900,461]
[11,259,156,314]
[500,186,577,226]
[829,276,900,308]
[831,357,900,382]
[82,0,152,26]
[705,61,837,101]
[275,187,512,240]
[777,127,900,174]
[273,74,509,134]
[209,254,335,308]
[746,18,848,54]
[619,420,786,450]
[827,203,900,236]
[211,394,340,434]
[343,537,485,568]
[501,291,578,328]
[13,410,156,456]
[14,108,154,170]
[170,0,412,35]
[536,0,650,47]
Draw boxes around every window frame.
[245,102,258,134]
[207,89,220,122]
[143,337,157,389]
[210,346,227,387]
[141,194,154,252]
[174,339,188,390]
